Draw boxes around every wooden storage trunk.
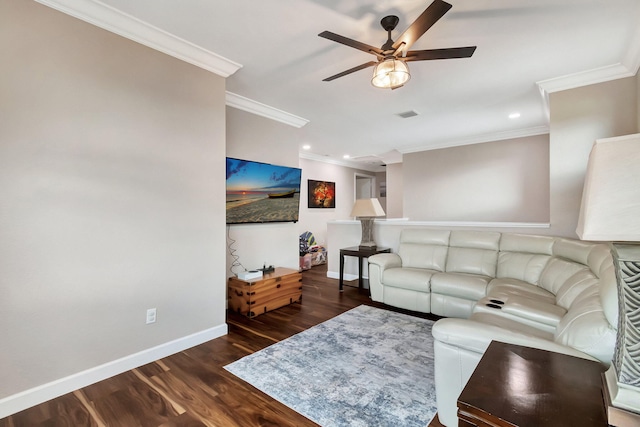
[228,267,302,318]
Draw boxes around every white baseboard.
[0,323,228,418]
[327,271,359,282]
[327,271,371,289]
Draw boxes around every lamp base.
[604,243,640,426]
[358,243,377,251]
[358,218,377,249]
[602,366,640,426]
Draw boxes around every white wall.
[225,113,383,276]
[225,108,304,273]
[296,157,378,245]
[403,134,550,222]
[0,0,227,413]
[549,76,638,237]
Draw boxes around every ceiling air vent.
[397,110,419,119]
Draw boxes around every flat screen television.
[226,157,302,224]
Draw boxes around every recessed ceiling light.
[302,144,311,150]
[509,112,521,119]
[343,154,350,159]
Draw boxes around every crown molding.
[399,125,550,154]
[536,63,635,95]
[35,0,242,77]
[226,92,309,128]
[536,22,640,112]
[537,19,640,96]
[299,152,384,173]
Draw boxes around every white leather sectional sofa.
[367,229,618,427]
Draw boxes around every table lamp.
[576,133,640,426]
[350,198,385,249]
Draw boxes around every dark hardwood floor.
[1,264,443,427]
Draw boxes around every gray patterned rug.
[224,305,437,427]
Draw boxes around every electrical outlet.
[146,308,157,324]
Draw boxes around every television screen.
[226,157,302,224]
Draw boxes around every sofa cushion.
[487,278,555,303]
[446,247,498,277]
[401,228,451,246]
[431,272,491,300]
[445,231,500,277]
[554,287,617,364]
[382,267,435,292]
[398,229,450,271]
[554,238,595,265]
[587,243,615,278]
[469,312,555,341]
[450,230,501,250]
[499,233,555,255]
[539,258,589,295]
[554,269,599,309]
[496,252,551,284]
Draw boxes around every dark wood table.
[457,341,608,427]
[339,246,390,291]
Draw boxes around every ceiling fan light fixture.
[371,58,410,89]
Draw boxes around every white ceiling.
[41,0,640,168]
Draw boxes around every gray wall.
[385,163,404,218]
[549,76,638,237]
[1,0,227,403]
[402,134,550,223]
[391,74,639,238]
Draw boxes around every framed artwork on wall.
[308,180,335,208]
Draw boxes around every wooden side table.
[228,267,302,318]
[457,341,608,427]
[339,246,390,291]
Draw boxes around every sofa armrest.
[368,253,402,270]
[432,317,598,361]
[367,253,401,303]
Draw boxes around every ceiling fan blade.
[391,0,452,53]
[323,61,378,82]
[319,31,384,57]
[404,46,477,61]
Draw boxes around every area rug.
[224,305,437,427]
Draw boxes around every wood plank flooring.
[1,264,444,427]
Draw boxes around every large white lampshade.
[576,133,640,241]
[576,133,640,426]
[350,198,385,248]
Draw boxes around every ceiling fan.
[318,0,476,89]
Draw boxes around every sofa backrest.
[445,231,500,277]
[497,234,554,284]
[550,241,618,364]
[398,229,450,271]
[395,228,618,364]
[539,239,601,298]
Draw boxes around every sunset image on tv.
[226,158,302,224]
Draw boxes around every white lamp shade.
[576,133,640,241]
[371,59,410,89]
[350,198,385,218]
